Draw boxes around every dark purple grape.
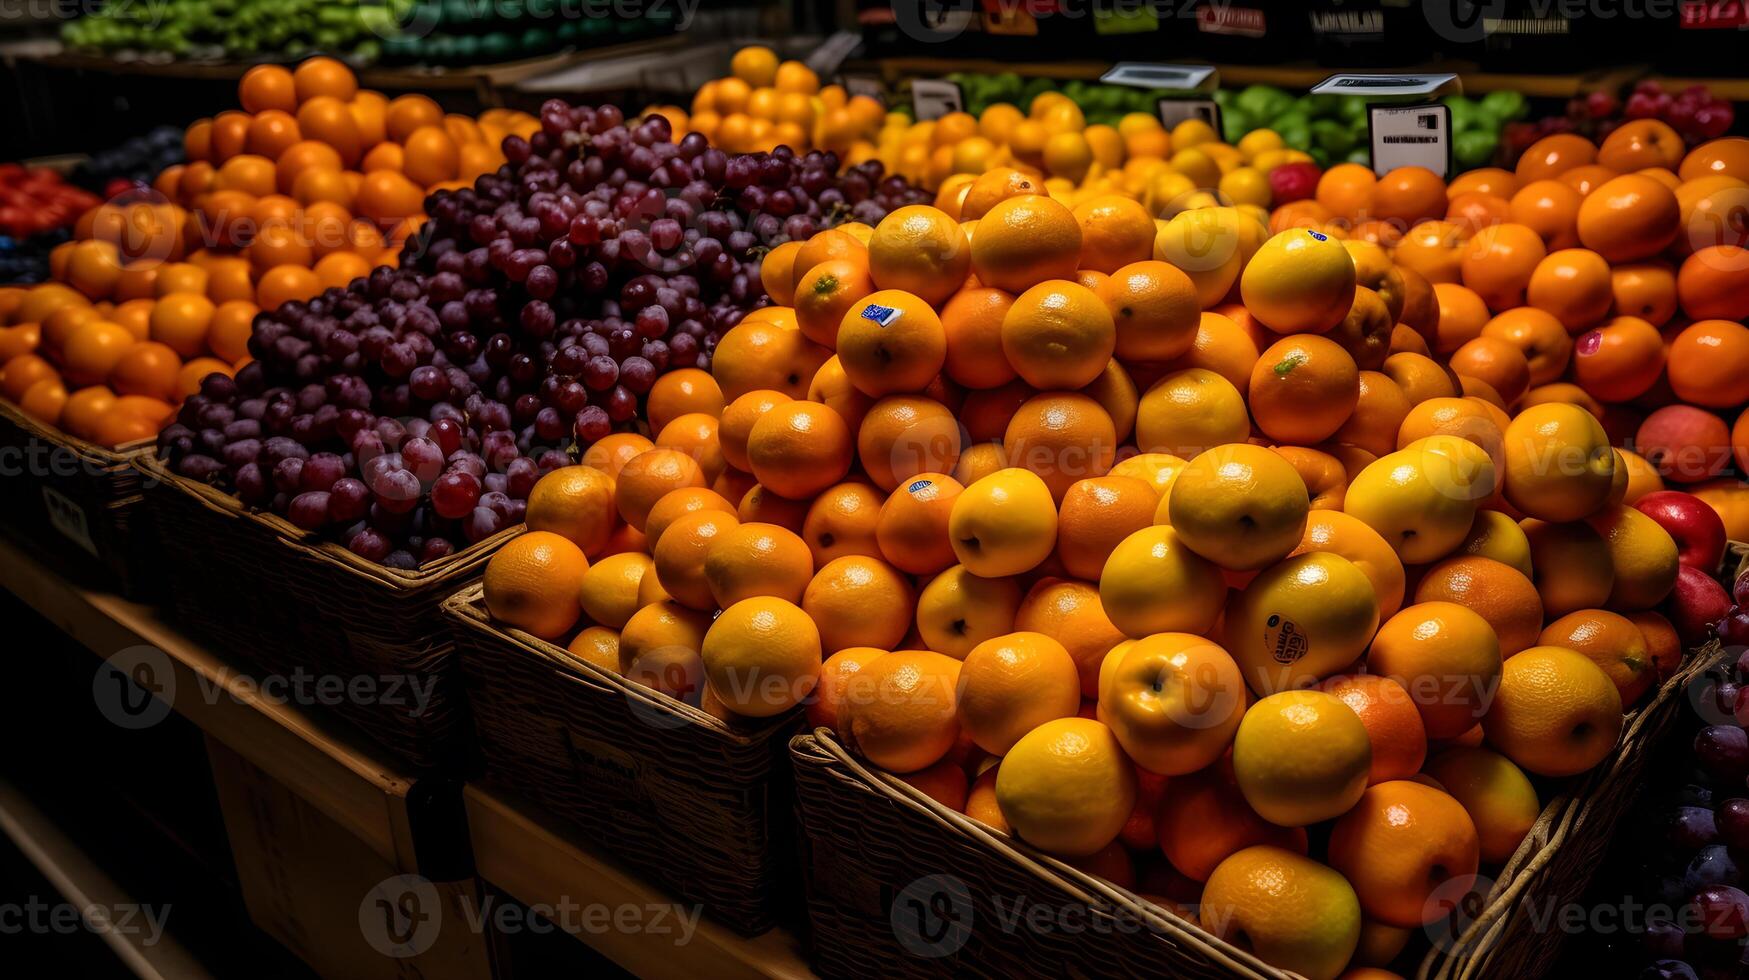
[1675,806,1723,851]
[1686,845,1744,894]
[330,478,371,523]
[1719,799,1749,852]
[288,492,332,530]
[1693,885,1749,940]
[431,471,482,520]
[1698,727,1749,782]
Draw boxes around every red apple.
[1267,162,1320,205]
[1668,564,1733,646]
[1636,490,1729,572]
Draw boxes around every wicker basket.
[0,398,154,594]
[136,453,516,772]
[444,583,802,936]
[791,637,1729,980]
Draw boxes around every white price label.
[843,75,885,103]
[1368,104,1453,178]
[1103,62,1218,93]
[42,485,98,557]
[911,79,964,121]
[1157,98,1222,132]
[1312,73,1460,98]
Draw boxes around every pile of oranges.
[0,57,538,448]
[476,125,1749,979]
[1275,125,1749,540]
[655,46,886,160]
[879,91,1313,215]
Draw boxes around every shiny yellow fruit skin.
[1240,227,1358,335]
[699,597,822,718]
[1422,746,1541,864]
[1501,402,1617,522]
[994,717,1137,857]
[1344,446,1480,565]
[1232,690,1372,827]
[914,564,1023,659]
[948,467,1059,577]
[1225,552,1380,694]
[1168,443,1310,572]
[1098,632,1246,776]
[1098,525,1226,638]
[1585,504,1679,610]
[1458,509,1534,578]
[1200,845,1362,980]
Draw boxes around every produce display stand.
[463,783,814,980]
[790,634,1731,980]
[136,454,517,774]
[446,583,805,936]
[0,397,154,597]
[0,531,491,980]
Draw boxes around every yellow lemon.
[1098,525,1227,638]
[947,468,1059,577]
[1233,690,1372,826]
[1239,227,1358,334]
[1168,443,1309,572]
[995,718,1136,856]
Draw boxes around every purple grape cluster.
[159,266,561,569]
[403,100,926,443]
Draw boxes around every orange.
[1600,119,1685,171]
[1521,518,1616,617]
[256,265,322,310]
[1157,762,1310,883]
[856,394,959,491]
[712,311,829,401]
[17,378,67,425]
[107,341,183,402]
[1414,556,1543,657]
[580,432,653,480]
[840,650,962,772]
[1249,335,1359,446]
[800,481,884,568]
[794,258,874,349]
[1576,174,1680,263]
[354,170,423,226]
[1316,162,1378,221]
[65,240,123,300]
[401,126,459,187]
[1015,577,1127,696]
[959,167,1044,221]
[482,531,589,640]
[208,111,250,163]
[1372,166,1447,226]
[1508,179,1583,250]
[1571,315,1665,403]
[1054,476,1159,582]
[699,596,822,717]
[939,286,1018,390]
[614,448,708,532]
[865,206,969,307]
[1626,609,1684,683]
[564,627,620,675]
[239,64,297,113]
[1000,280,1115,391]
[1328,781,1481,929]
[1161,311,1261,393]
[1095,260,1200,363]
[836,290,946,398]
[1586,503,1679,611]
[717,389,790,474]
[803,555,914,654]
[1427,281,1489,356]
[145,293,213,359]
[1668,318,1749,408]
[1135,368,1249,459]
[60,321,135,387]
[642,368,722,439]
[386,94,444,143]
[1319,674,1426,786]
[0,322,40,363]
[651,508,739,611]
[91,410,159,447]
[351,91,391,148]
[1274,445,1348,510]
[1482,646,1623,777]
[1502,403,1616,522]
[525,464,617,556]
[807,647,885,732]
[1098,632,1245,777]
[791,229,868,293]
[644,487,734,551]
[1445,191,1511,234]
[175,358,231,401]
[1288,509,1406,621]
[1681,137,1749,181]
[1481,307,1572,387]
[1515,133,1598,182]
[746,401,854,501]
[1003,392,1117,503]
[1421,746,1541,865]
[576,552,652,630]
[1391,219,1467,284]
[874,473,963,576]
[1610,261,1677,325]
[1367,601,1503,739]
[996,717,1136,857]
[1448,336,1531,405]
[618,598,708,679]
[971,195,1082,294]
[42,302,103,353]
[57,384,115,441]
[295,96,362,166]
[291,56,356,102]
[1381,351,1460,407]
[1,353,57,403]
[957,632,1081,755]
[313,251,372,292]
[1072,195,1154,273]
[1524,247,1612,332]
[1461,223,1547,311]
[1539,608,1656,707]
[703,521,813,608]
[1678,245,1749,321]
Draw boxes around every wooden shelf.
[863,55,1657,98]
[0,533,427,871]
[464,785,815,980]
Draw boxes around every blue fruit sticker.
[1307,229,1328,242]
[861,303,901,327]
[908,479,932,494]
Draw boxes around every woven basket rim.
[0,395,153,465]
[442,581,800,745]
[795,727,1295,980]
[137,453,517,588]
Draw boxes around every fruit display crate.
[136,453,516,773]
[0,396,154,595]
[791,637,1732,980]
[444,583,804,937]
